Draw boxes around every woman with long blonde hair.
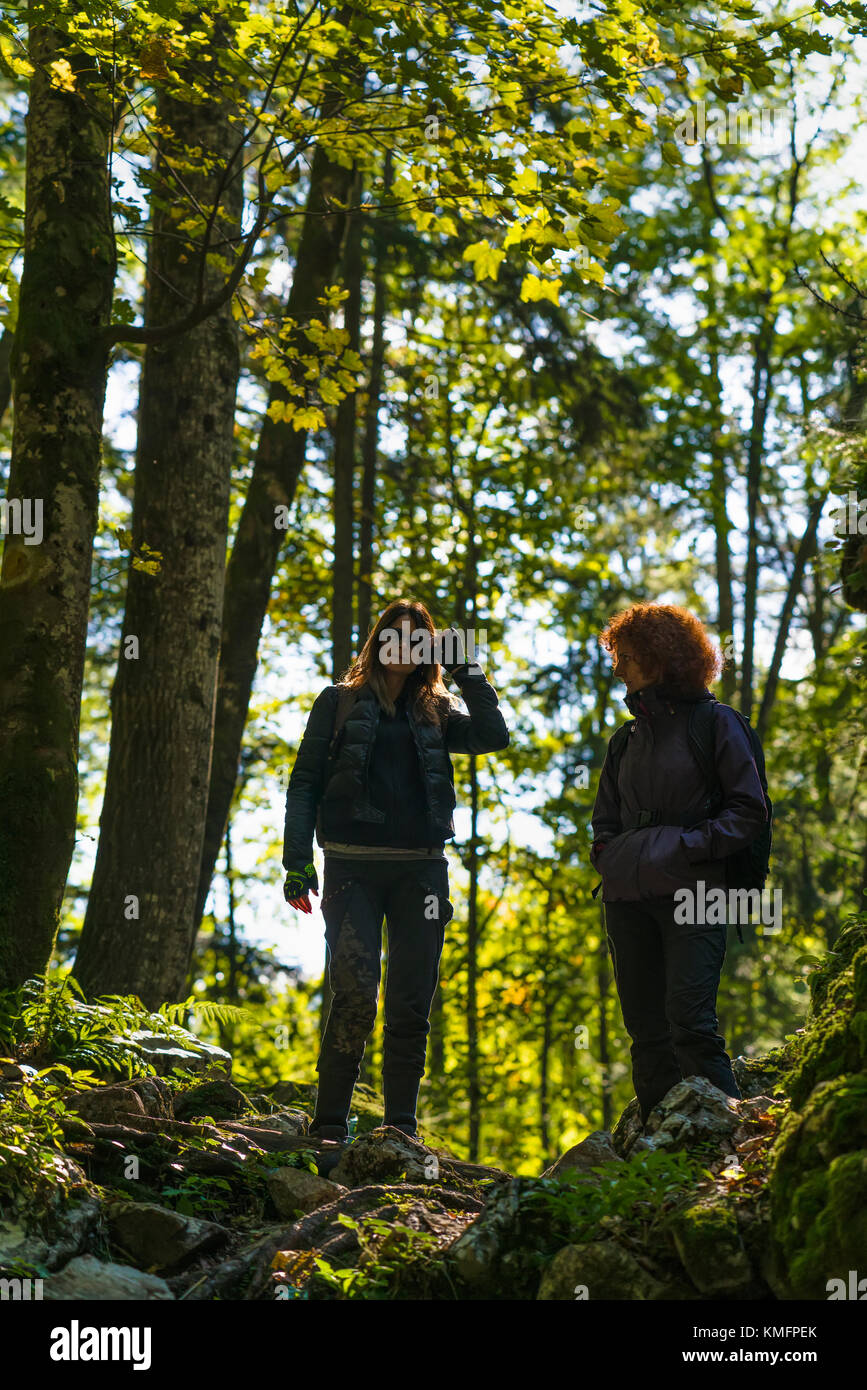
[282,599,509,1154]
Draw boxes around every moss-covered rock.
[537,1239,669,1300]
[732,1048,796,1100]
[173,1079,252,1122]
[766,915,867,1298]
[666,1195,754,1296]
[785,921,867,1108]
[768,1075,867,1297]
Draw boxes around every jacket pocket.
[635,825,700,898]
[598,830,643,901]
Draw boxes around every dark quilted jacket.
[590,684,767,902]
[283,664,509,887]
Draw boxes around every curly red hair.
[599,604,723,693]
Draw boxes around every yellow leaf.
[266,400,295,425]
[319,378,344,405]
[511,167,540,196]
[462,240,505,283]
[292,406,326,430]
[49,59,76,93]
[519,273,561,305]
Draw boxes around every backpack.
[603,698,773,931]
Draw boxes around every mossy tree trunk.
[74,21,243,1007]
[0,14,115,990]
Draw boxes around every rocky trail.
[1,916,864,1301]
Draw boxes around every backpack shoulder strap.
[730,707,769,792]
[329,684,359,754]
[607,719,635,782]
[687,698,721,800]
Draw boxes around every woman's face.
[612,643,660,694]
[378,615,426,674]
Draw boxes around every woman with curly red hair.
[590,603,768,1124]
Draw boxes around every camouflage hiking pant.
[313,855,453,1135]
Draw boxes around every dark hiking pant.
[604,897,741,1124]
[311,856,453,1139]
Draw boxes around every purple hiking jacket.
[590,684,768,902]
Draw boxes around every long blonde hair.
[340,599,453,723]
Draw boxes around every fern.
[158,996,253,1029]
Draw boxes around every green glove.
[283,861,319,901]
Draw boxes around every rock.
[126,1077,174,1118]
[268,1079,318,1109]
[330,1127,436,1187]
[762,920,867,1297]
[127,1030,231,1076]
[448,1180,524,1292]
[254,1110,308,1137]
[537,1240,669,1300]
[0,1220,43,1276]
[219,1121,307,1152]
[0,1152,97,1278]
[611,1097,644,1157]
[619,1077,745,1160]
[44,1254,175,1300]
[732,1052,790,1099]
[768,1073,867,1297]
[52,999,232,1077]
[666,1195,754,1295]
[67,1085,148,1126]
[541,1130,623,1180]
[0,1058,26,1088]
[65,1077,174,1124]
[0,1195,101,1277]
[266,1166,347,1217]
[106,1200,228,1274]
[173,1079,252,1122]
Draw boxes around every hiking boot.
[383,1121,419,1139]
[307,1122,350,1178]
[310,1122,348,1142]
[313,1139,348,1178]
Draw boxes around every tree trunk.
[193,142,355,927]
[740,314,775,720]
[75,26,242,1006]
[707,338,736,704]
[0,14,115,990]
[357,150,392,641]
[467,755,480,1162]
[0,327,12,429]
[597,905,613,1131]
[331,169,362,680]
[539,881,553,1155]
[755,494,825,741]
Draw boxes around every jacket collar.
[624,683,714,718]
